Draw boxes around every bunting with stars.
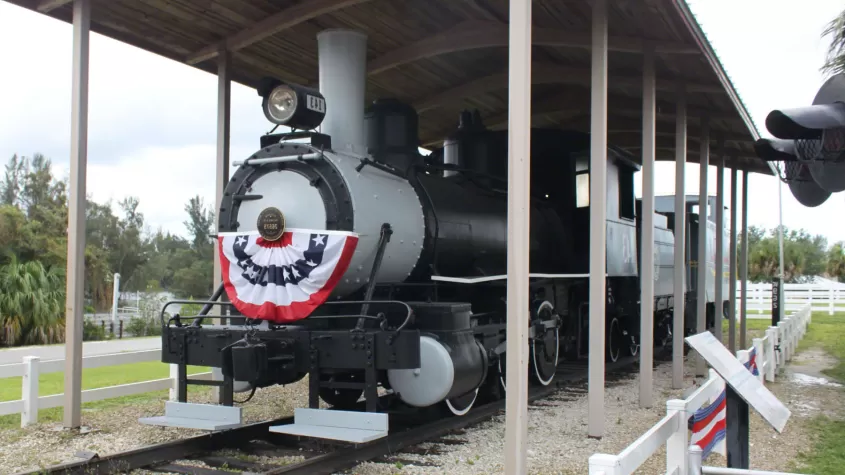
[218,228,358,323]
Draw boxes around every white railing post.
[758,286,764,314]
[765,327,777,382]
[666,399,689,475]
[782,318,791,362]
[588,454,621,475]
[829,286,834,316]
[753,337,764,383]
[688,445,703,475]
[169,364,179,401]
[789,317,796,360]
[21,356,40,427]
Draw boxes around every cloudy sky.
[0,0,843,244]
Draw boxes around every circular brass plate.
[257,207,286,241]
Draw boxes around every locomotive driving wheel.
[445,388,480,416]
[530,300,559,386]
[607,317,622,363]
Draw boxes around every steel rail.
[22,355,644,475]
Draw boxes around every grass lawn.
[0,361,208,429]
[720,317,771,346]
[792,311,845,474]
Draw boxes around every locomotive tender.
[155,29,728,434]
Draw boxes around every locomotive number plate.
[306,94,326,113]
[257,207,286,241]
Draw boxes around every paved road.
[0,337,161,365]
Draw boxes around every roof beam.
[420,91,743,146]
[414,63,723,113]
[369,20,699,75]
[37,0,71,12]
[186,0,374,65]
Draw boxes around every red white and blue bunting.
[218,229,358,323]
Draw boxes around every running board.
[269,408,388,443]
[139,401,243,431]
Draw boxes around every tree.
[0,154,24,206]
[0,256,65,346]
[822,8,845,76]
[828,242,845,282]
[184,196,214,254]
[743,226,830,283]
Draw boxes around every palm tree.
[828,243,845,282]
[822,9,845,76]
[0,256,65,346]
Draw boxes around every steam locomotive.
[157,30,728,425]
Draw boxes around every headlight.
[265,85,297,124]
[258,77,326,130]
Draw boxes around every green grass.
[797,312,845,382]
[720,318,771,346]
[791,311,845,474]
[0,361,208,429]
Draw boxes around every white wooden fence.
[589,304,811,475]
[739,282,845,316]
[0,350,211,427]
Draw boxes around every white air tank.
[317,29,368,155]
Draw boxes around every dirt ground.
[0,345,842,474]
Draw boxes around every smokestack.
[317,30,368,155]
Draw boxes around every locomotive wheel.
[318,372,364,410]
[607,317,622,363]
[445,388,479,416]
[628,334,640,357]
[498,353,507,395]
[530,328,559,386]
[530,301,559,386]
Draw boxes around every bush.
[125,315,162,337]
[83,319,107,341]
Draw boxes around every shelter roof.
[7,0,775,175]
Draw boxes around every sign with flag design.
[218,228,358,323]
[745,347,759,377]
[690,384,727,460]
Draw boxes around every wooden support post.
[728,167,738,352]
[695,120,709,377]
[503,0,531,471]
[672,85,687,389]
[588,0,608,438]
[639,43,656,408]
[715,152,724,344]
[740,171,749,349]
[63,0,90,429]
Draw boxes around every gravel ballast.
[0,347,841,474]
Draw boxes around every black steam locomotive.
[156,30,727,430]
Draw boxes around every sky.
[0,0,843,244]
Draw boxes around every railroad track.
[19,354,653,475]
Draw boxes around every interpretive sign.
[771,278,782,326]
[685,331,791,433]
